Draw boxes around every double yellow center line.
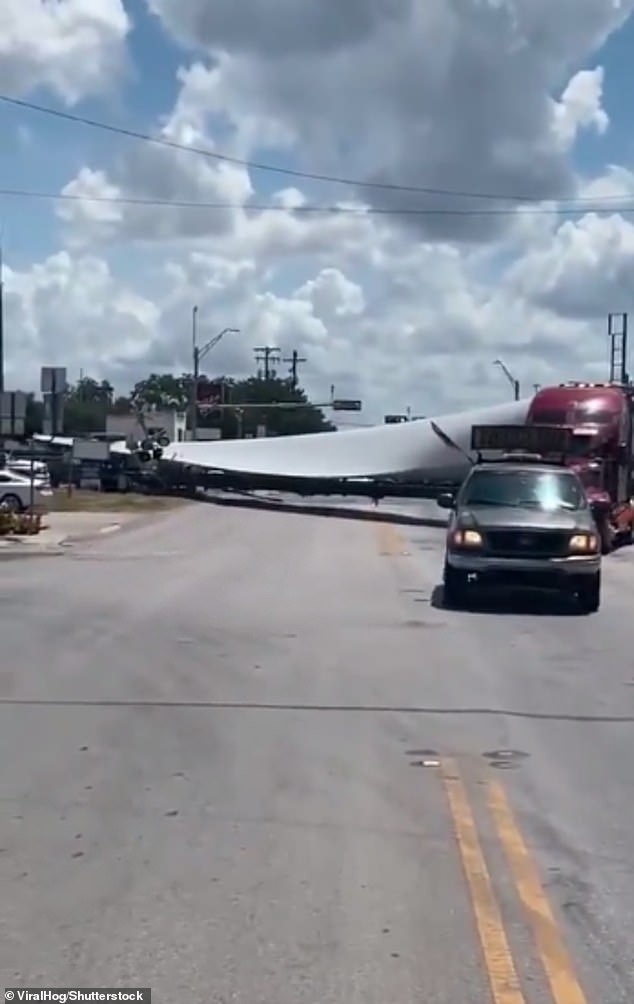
[376,519,589,1001]
[441,758,588,1004]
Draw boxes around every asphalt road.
[1,501,633,1002]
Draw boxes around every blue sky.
[2,0,634,416]
[2,2,632,269]
[575,16,634,172]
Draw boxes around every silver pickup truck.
[437,455,601,612]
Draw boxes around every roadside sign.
[0,391,27,436]
[72,439,110,461]
[41,367,67,436]
[332,399,362,411]
[40,367,67,394]
[42,394,65,436]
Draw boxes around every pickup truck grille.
[486,530,569,558]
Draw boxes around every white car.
[0,469,52,511]
[5,458,51,488]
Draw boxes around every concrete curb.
[0,521,123,558]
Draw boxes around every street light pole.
[190,310,239,441]
[493,358,520,401]
[190,305,199,440]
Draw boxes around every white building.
[105,409,187,443]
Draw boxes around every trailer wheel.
[576,572,601,614]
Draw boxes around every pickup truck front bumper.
[446,551,600,588]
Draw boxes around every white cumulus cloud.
[1,0,130,104]
[2,0,634,421]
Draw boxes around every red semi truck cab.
[527,382,634,550]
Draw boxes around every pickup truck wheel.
[443,563,467,609]
[576,572,601,614]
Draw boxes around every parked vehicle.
[0,469,52,511]
[4,457,51,489]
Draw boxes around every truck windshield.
[531,406,617,425]
[462,469,585,511]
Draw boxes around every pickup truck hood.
[459,506,594,532]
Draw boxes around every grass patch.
[47,490,185,513]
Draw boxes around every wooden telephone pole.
[283,349,307,388]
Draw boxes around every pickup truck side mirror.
[437,492,455,510]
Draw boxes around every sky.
[2,0,634,426]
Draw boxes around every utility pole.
[0,241,5,393]
[493,358,520,400]
[189,305,239,441]
[254,346,281,380]
[283,349,307,389]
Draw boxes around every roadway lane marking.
[487,780,589,1004]
[377,522,410,556]
[441,758,526,1004]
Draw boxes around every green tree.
[200,376,335,439]
[111,395,133,415]
[25,369,334,441]
[75,377,114,406]
[63,377,114,434]
[130,373,190,411]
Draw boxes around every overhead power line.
[1,186,634,218]
[0,92,631,207]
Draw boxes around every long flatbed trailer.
[152,461,458,500]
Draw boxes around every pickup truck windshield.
[462,469,585,511]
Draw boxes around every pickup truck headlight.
[451,528,483,548]
[568,533,599,553]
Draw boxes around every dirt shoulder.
[47,489,185,514]
[0,491,189,556]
